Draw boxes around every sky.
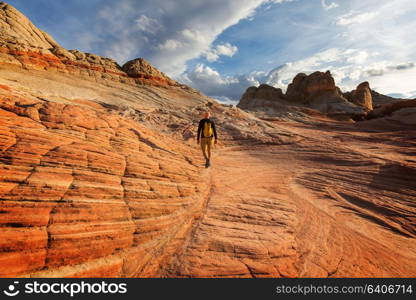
[8,0,416,103]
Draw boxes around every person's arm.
[197,120,203,142]
[212,121,218,140]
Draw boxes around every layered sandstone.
[238,84,285,110]
[0,86,211,277]
[285,71,337,102]
[370,89,404,107]
[122,58,176,86]
[238,71,366,118]
[366,99,416,126]
[343,81,373,110]
[1,2,415,279]
[0,75,295,277]
[161,121,416,277]
[0,2,58,49]
[0,2,295,277]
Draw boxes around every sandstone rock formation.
[0,2,58,49]
[368,99,416,119]
[0,86,211,277]
[121,58,175,86]
[0,2,188,89]
[285,71,338,102]
[161,129,416,277]
[237,84,285,110]
[365,99,416,126]
[0,2,295,277]
[238,71,366,118]
[370,89,404,107]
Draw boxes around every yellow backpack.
[203,121,213,137]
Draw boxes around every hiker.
[197,111,218,168]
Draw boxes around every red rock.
[0,84,11,91]
[286,71,338,102]
[368,99,416,119]
[238,72,366,118]
[1,2,415,279]
[344,81,373,110]
[237,84,285,110]
[0,90,209,277]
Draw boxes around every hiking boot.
[205,159,210,168]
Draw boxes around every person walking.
[197,111,218,168]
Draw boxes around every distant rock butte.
[238,84,285,110]
[370,89,404,107]
[238,70,416,122]
[367,99,416,125]
[238,71,368,118]
[343,81,373,110]
[285,71,338,102]
[122,58,175,85]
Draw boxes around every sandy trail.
[162,122,416,277]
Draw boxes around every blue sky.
[7,0,416,102]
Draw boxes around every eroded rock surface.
[238,71,367,119]
[161,121,416,277]
[344,81,373,110]
[0,2,295,277]
[1,2,415,278]
[0,86,212,277]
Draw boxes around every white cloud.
[216,43,238,56]
[264,48,348,89]
[346,50,368,64]
[184,47,416,103]
[204,52,220,63]
[263,48,416,97]
[180,64,263,101]
[321,0,338,11]
[181,29,206,43]
[136,15,163,34]
[204,43,238,62]
[369,67,416,97]
[157,39,183,50]
[75,33,104,52]
[103,38,140,63]
[68,0,415,101]
[89,0,289,76]
[336,11,379,26]
[187,0,416,101]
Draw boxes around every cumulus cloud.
[336,11,379,26]
[62,0,415,101]
[183,47,416,103]
[185,48,355,103]
[180,64,264,101]
[216,43,239,57]
[136,15,163,34]
[157,39,183,51]
[263,49,416,95]
[183,0,416,102]
[204,43,238,62]
[321,0,338,11]
[85,0,289,76]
